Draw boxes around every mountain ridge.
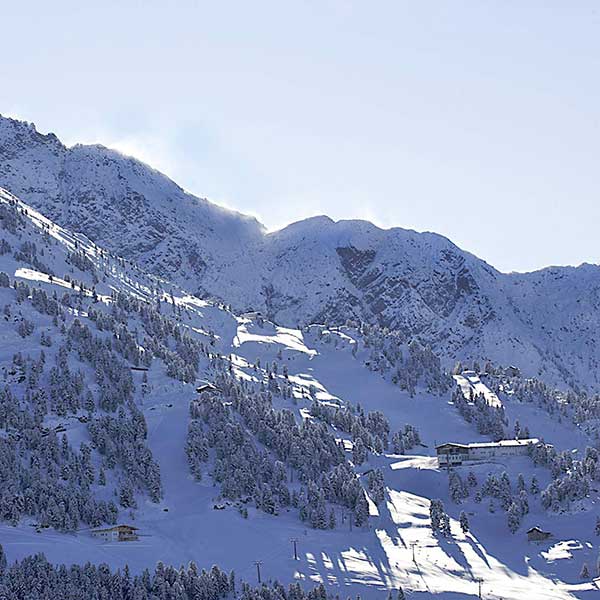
[1,113,600,390]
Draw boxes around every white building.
[436,438,540,466]
[91,524,139,542]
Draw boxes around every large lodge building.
[436,438,540,466]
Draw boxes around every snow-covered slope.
[2,114,600,392]
[0,115,264,292]
[1,186,600,598]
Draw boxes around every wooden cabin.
[91,524,139,542]
[196,383,219,394]
[526,526,552,542]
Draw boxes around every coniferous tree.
[507,502,522,533]
[0,543,6,577]
[459,510,469,534]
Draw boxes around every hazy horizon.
[2,1,599,273]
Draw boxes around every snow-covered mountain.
[0,115,264,288]
[0,184,600,600]
[1,113,599,392]
[2,185,600,599]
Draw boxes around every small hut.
[196,383,219,394]
[526,526,552,542]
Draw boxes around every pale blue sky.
[2,1,599,272]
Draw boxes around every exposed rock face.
[2,114,600,390]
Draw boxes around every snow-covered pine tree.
[459,510,469,533]
[507,502,522,533]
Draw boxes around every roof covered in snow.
[436,438,540,450]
